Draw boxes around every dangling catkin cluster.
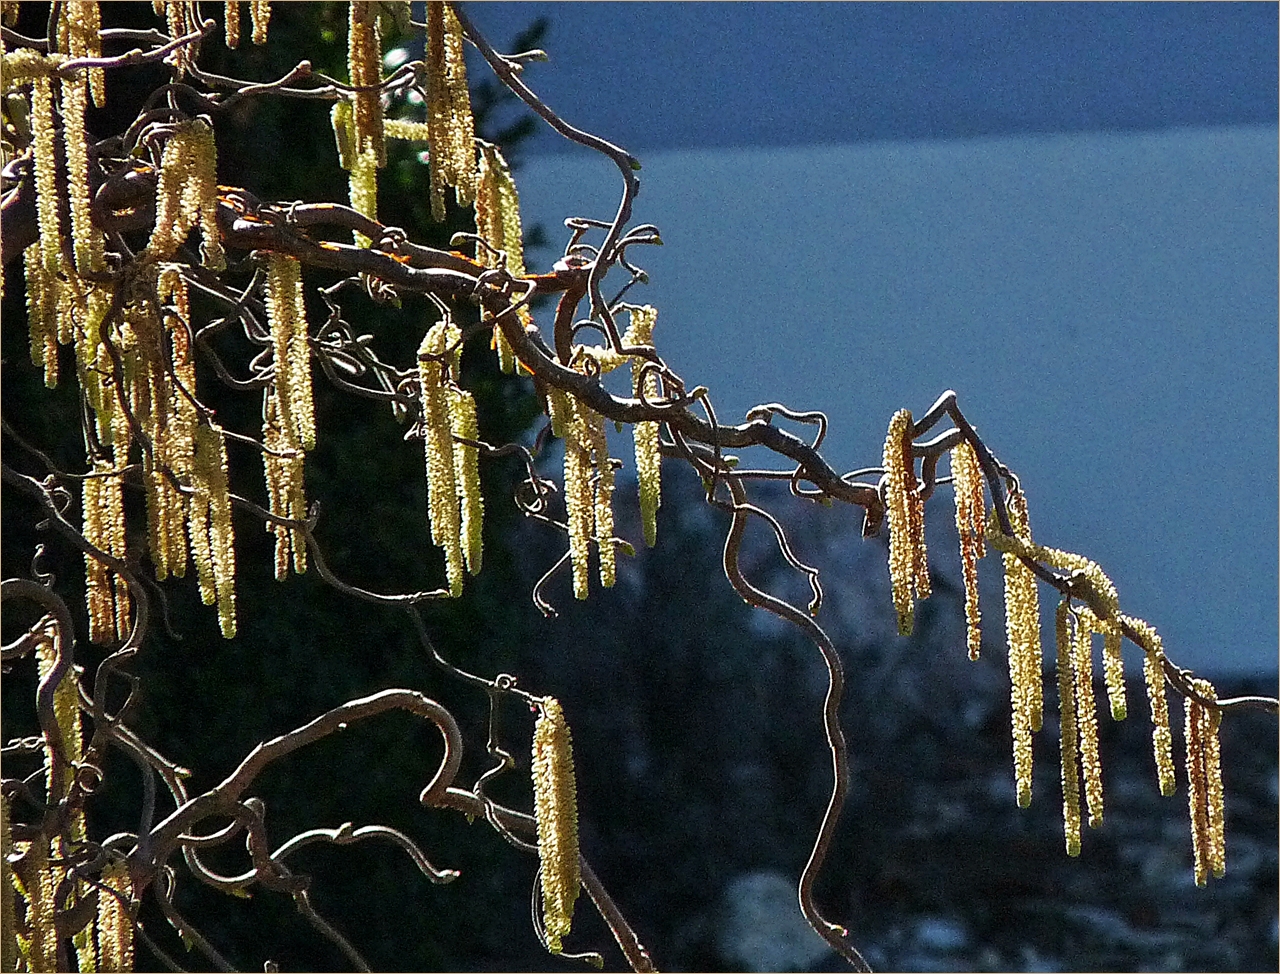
[1183,677,1225,885]
[532,697,580,954]
[563,398,616,598]
[474,143,535,373]
[882,409,929,636]
[262,389,308,579]
[190,423,237,637]
[143,270,201,583]
[418,319,484,596]
[625,306,662,548]
[58,1,105,105]
[264,254,316,451]
[950,439,985,660]
[990,488,1043,808]
[425,0,477,220]
[82,458,132,645]
[144,118,225,269]
[1074,614,1103,830]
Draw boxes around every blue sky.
[460,4,1278,677]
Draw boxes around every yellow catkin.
[562,399,595,600]
[349,147,379,247]
[1,794,18,973]
[24,245,60,387]
[331,98,356,171]
[22,840,58,972]
[162,1,197,74]
[883,409,923,635]
[224,0,241,47]
[448,388,484,576]
[262,388,307,579]
[191,424,237,637]
[418,322,464,595]
[625,306,662,547]
[994,488,1043,808]
[1070,608,1103,828]
[474,143,535,372]
[250,0,270,44]
[61,0,105,106]
[145,119,224,268]
[1204,701,1226,880]
[1183,677,1225,884]
[348,1,385,167]
[1123,615,1177,797]
[1055,600,1082,856]
[532,697,580,954]
[546,386,571,442]
[82,460,129,645]
[264,254,316,450]
[425,0,477,220]
[29,57,64,279]
[581,403,616,589]
[1101,624,1126,721]
[1183,688,1210,886]
[97,860,134,971]
[61,70,104,277]
[163,284,199,579]
[950,439,985,660]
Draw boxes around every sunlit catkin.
[61,69,105,276]
[581,402,617,589]
[626,306,662,547]
[61,0,105,105]
[24,245,59,387]
[563,399,596,600]
[22,840,58,972]
[1183,677,1225,885]
[474,143,535,372]
[1101,623,1126,721]
[29,55,64,279]
[1123,614,1177,797]
[192,424,237,637]
[1070,608,1103,828]
[532,697,581,954]
[449,388,484,575]
[883,409,928,635]
[97,859,134,972]
[425,0,477,220]
[262,388,308,579]
[250,0,270,44]
[1055,600,1082,857]
[950,439,985,660]
[145,119,224,268]
[264,254,316,450]
[224,0,241,46]
[418,321,464,595]
[989,488,1043,808]
[347,2,385,167]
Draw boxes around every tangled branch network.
[1,2,1275,971]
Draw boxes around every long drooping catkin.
[532,697,580,954]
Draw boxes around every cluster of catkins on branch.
[881,411,1226,884]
